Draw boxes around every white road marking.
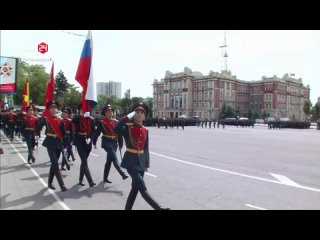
[90,153,99,157]
[145,172,157,178]
[150,151,320,193]
[1,132,70,210]
[270,173,301,187]
[245,204,267,210]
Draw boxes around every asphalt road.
[1,125,320,210]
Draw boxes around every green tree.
[311,103,320,121]
[315,103,320,120]
[55,70,70,99]
[247,109,253,119]
[59,85,81,111]
[226,106,234,118]
[97,94,121,114]
[303,99,312,117]
[253,110,261,120]
[262,110,267,119]
[144,97,153,117]
[120,89,131,114]
[14,61,49,106]
[131,97,144,105]
[235,107,241,118]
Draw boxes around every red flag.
[21,79,29,111]
[43,62,54,117]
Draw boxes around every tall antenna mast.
[219,30,228,71]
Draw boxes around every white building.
[96,81,122,99]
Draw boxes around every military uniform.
[92,104,128,183]
[21,107,37,164]
[7,109,16,141]
[15,111,24,138]
[37,101,67,191]
[72,105,96,187]
[113,102,169,210]
[60,107,73,171]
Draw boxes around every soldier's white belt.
[47,133,58,138]
[126,148,144,154]
[76,132,87,136]
[103,134,116,139]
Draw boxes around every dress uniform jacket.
[92,118,123,149]
[72,115,95,147]
[37,116,66,149]
[113,115,150,171]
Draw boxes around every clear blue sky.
[1,30,319,104]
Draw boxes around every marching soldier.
[7,107,16,142]
[181,119,185,130]
[72,104,96,187]
[92,104,128,183]
[209,120,212,129]
[21,106,37,164]
[15,110,24,138]
[37,101,67,192]
[33,107,41,119]
[60,107,73,171]
[113,102,170,210]
[165,119,168,129]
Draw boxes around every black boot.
[103,160,112,183]
[113,160,129,180]
[140,190,166,210]
[31,151,35,163]
[70,150,76,162]
[125,188,139,210]
[84,167,96,187]
[54,169,67,192]
[27,154,32,164]
[79,167,85,186]
[48,168,56,190]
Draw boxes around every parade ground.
[1,125,320,210]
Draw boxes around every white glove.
[63,148,68,157]
[84,112,90,118]
[85,138,91,145]
[35,136,39,141]
[127,111,136,119]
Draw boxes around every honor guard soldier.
[92,104,128,183]
[113,102,170,210]
[37,101,68,192]
[15,110,24,138]
[7,107,16,142]
[72,104,96,187]
[21,106,37,164]
[60,107,73,171]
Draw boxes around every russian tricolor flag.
[75,30,97,113]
